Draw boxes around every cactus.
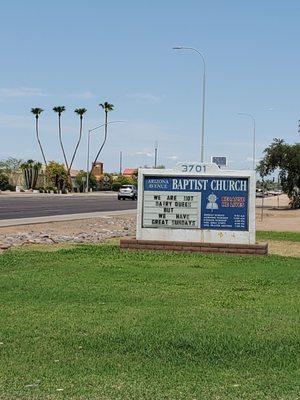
[21,160,42,190]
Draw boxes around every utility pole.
[173,46,206,162]
[154,141,158,168]
[86,120,125,192]
[119,151,123,175]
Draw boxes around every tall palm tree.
[69,108,87,173]
[92,102,114,168]
[53,106,68,170]
[31,108,47,166]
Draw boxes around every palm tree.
[92,102,114,169]
[31,108,47,166]
[68,108,87,174]
[53,106,68,170]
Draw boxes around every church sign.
[136,163,255,245]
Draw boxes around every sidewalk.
[0,209,137,227]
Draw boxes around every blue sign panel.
[143,176,249,231]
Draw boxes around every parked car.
[256,190,264,198]
[118,185,137,200]
[268,190,282,196]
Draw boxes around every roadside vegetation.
[257,138,300,208]
[257,230,300,242]
[0,100,140,193]
[0,244,299,399]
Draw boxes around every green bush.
[111,176,137,191]
[0,172,10,190]
[111,181,122,191]
[75,171,97,192]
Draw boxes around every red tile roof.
[123,168,137,176]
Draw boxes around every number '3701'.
[180,164,207,173]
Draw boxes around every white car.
[118,185,137,200]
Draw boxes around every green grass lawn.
[257,230,300,242]
[0,245,299,400]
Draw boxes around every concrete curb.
[0,191,116,198]
[0,209,137,227]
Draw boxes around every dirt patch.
[267,240,300,258]
[256,195,300,232]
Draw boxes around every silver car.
[118,185,137,200]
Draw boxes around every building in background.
[92,162,104,181]
[122,168,138,178]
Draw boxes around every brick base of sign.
[120,238,268,255]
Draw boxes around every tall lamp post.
[173,46,206,163]
[86,121,124,192]
[154,141,158,168]
[238,113,256,171]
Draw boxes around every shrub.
[75,171,97,192]
[0,172,10,190]
[46,161,68,191]
[111,177,136,191]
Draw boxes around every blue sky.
[0,0,299,172]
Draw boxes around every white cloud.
[126,93,164,103]
[0,87,96,100]
[0,87,45,98]
[166,155,179,160]
[135,151,153,157]
[70,91,95,99]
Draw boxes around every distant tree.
[111,176,136,191]
[0,171,10,191]
[0,157,23,186]
[257,138,300,208]
[31,108,47,166]
[46,161,68,191]
[68,108,87,176]
[131,169,138,182]
[75,170,97,192]
[21,159,42,189]
[92,102,114,169]
[53,106,68,170]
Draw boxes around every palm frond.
[53,106,66,114]
[31,107,44,116]
[99,102,114,112]
[74,108,87,116]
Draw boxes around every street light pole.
[238,113,256,170]
[86,121,125,192]
[154,141,158,168]
[173,46,206,162]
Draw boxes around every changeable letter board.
[142,176,249,231]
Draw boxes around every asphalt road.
[0,193,137,220]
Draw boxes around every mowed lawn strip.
[0,245,299,400]
[257,230,300,242]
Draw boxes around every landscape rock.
[0,214,136,248]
